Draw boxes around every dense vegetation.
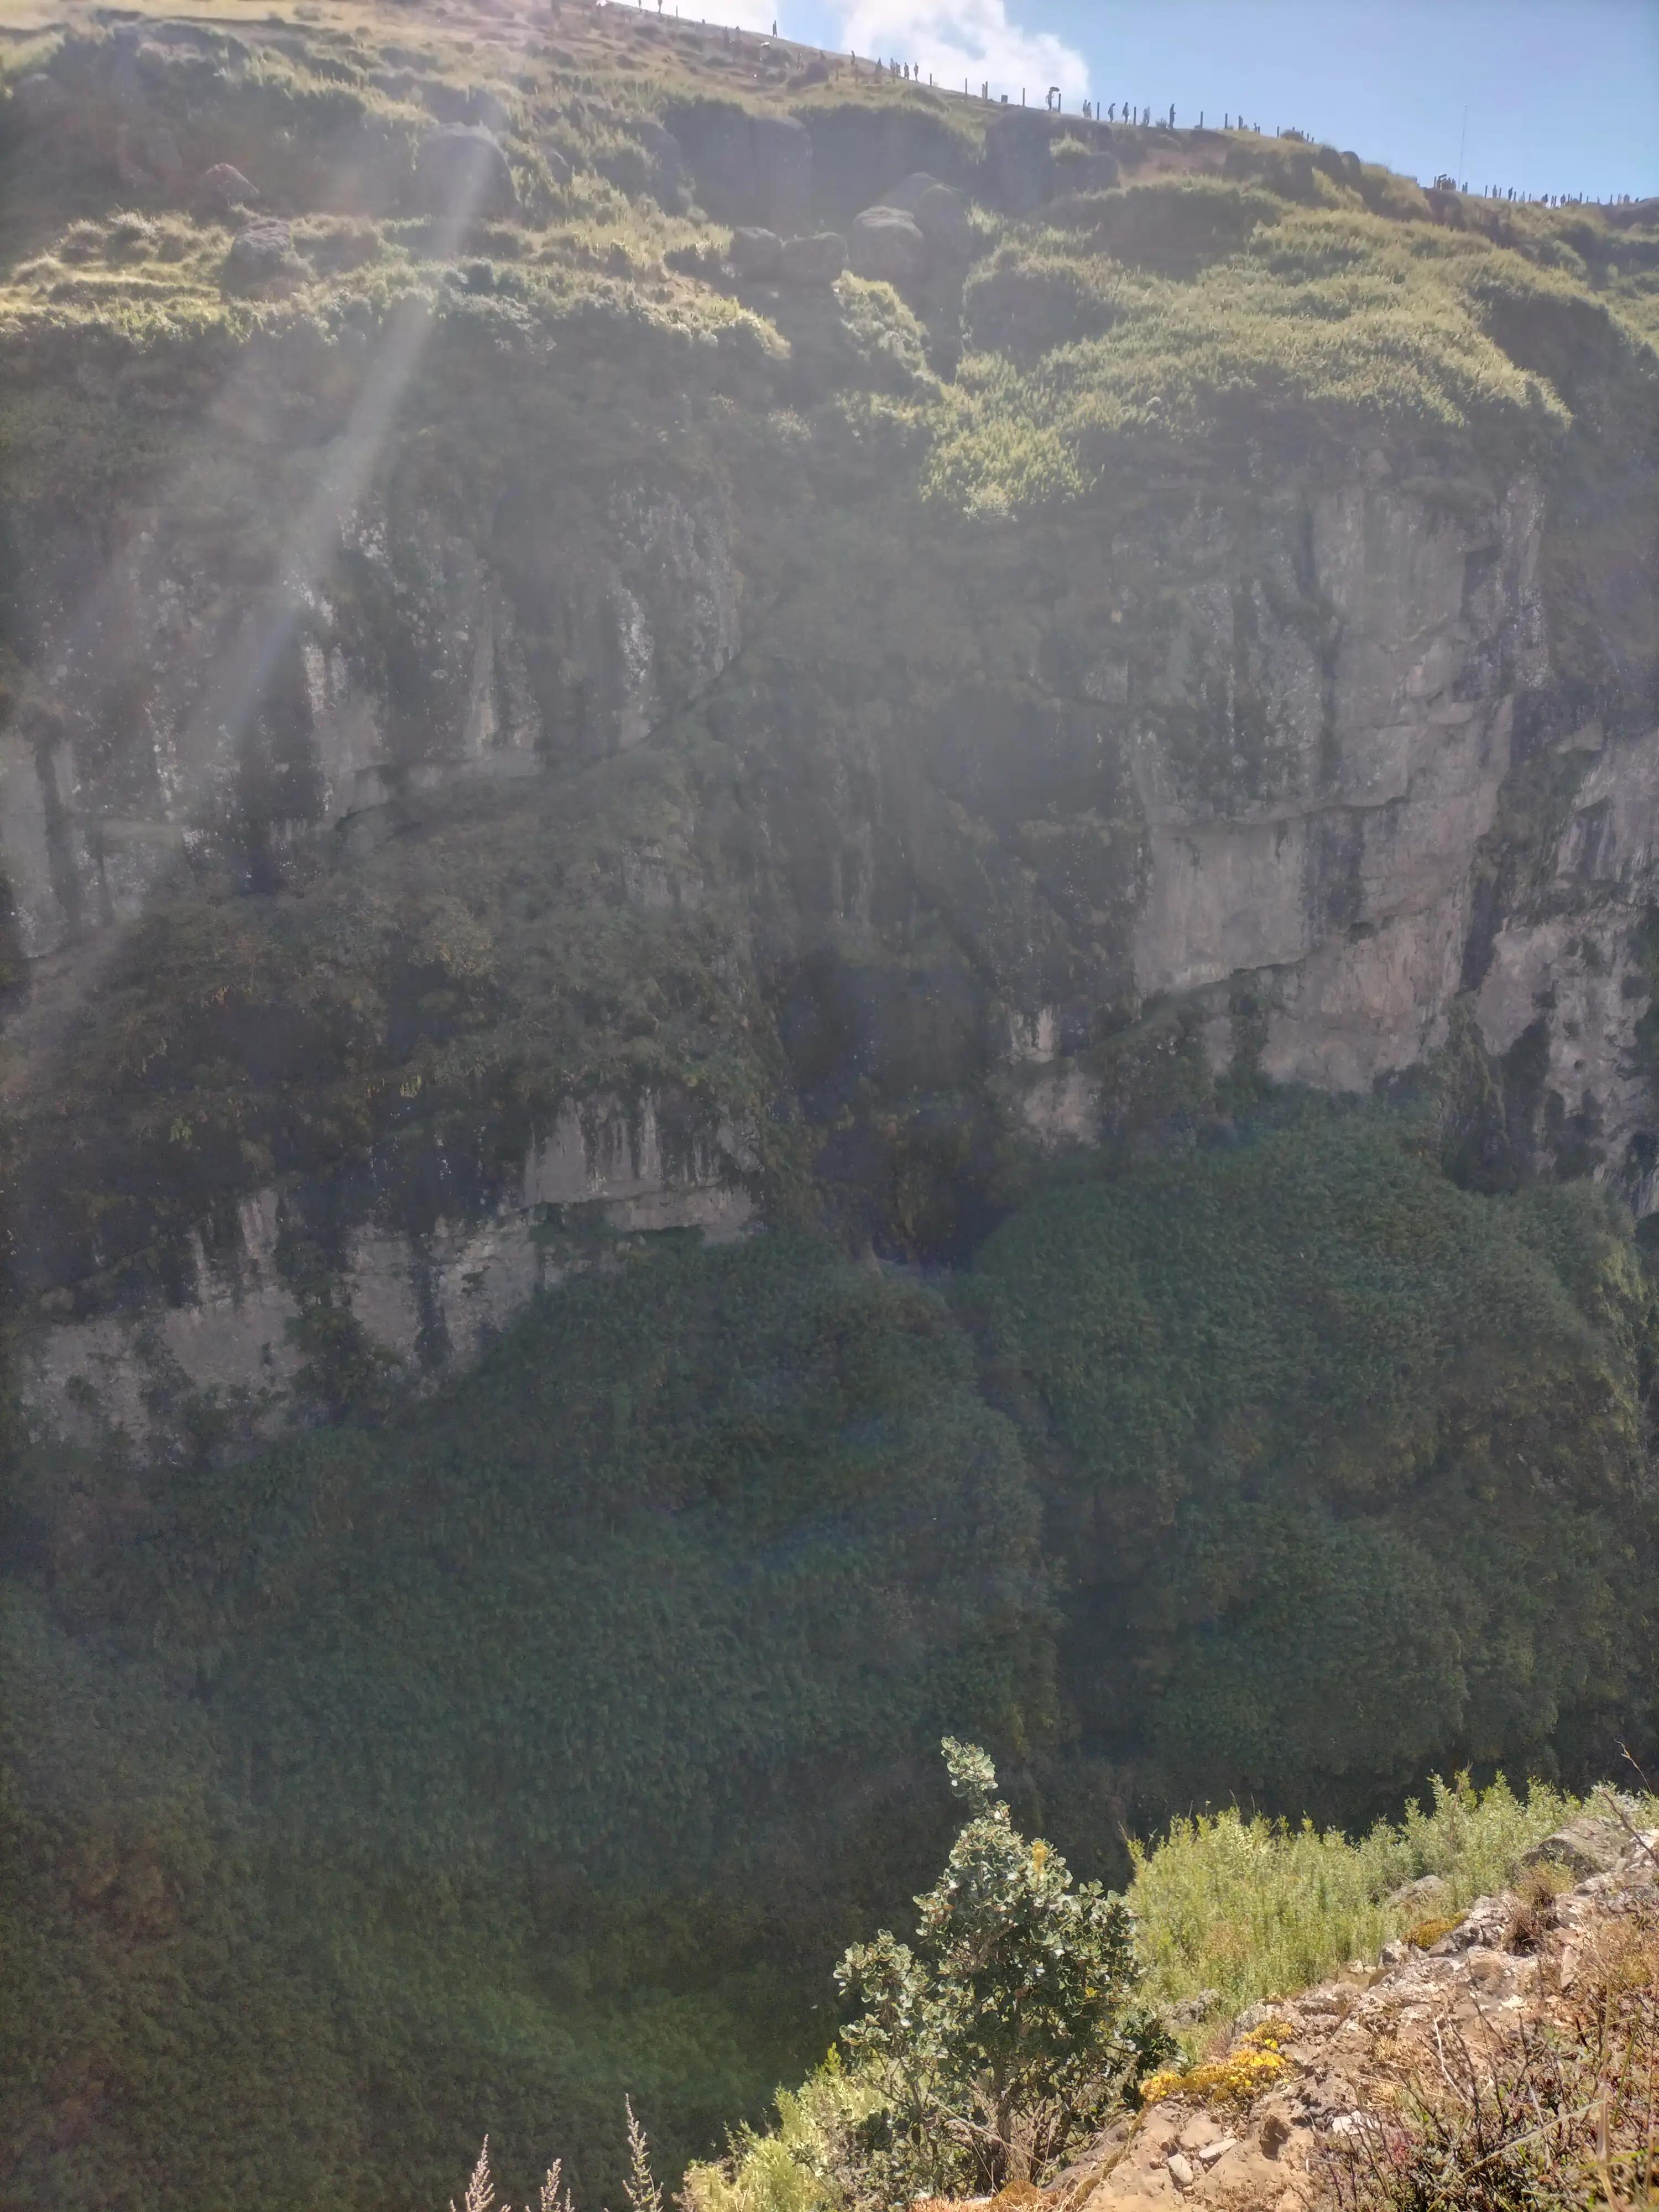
[1,9,1657,2210]
[4,1107,1656,2206]
[686,1765,1659,2212]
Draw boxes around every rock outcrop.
[24,1093,754,1456]
[411,125,519,220]
[1,14,1653,1457]
[1051,1818,1659,2212]
[849,204,928,281]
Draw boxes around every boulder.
[1161,1987,1219,2028]
[1052,147,1120,192]
[1428,1893,1508,1953]
[195,163,259,216]
[114,122,185,194]
[412,126,519,220]
[1384,1871,1448,1911]
[222,218,302,296]
[849,205,927,283]
[781,231,847,286]
[729,226,783,279]
[985,109,1053,213]
[1520,1815,1629,1881]
[674,105,812,232]
[753,113,812,233]
[465,86,514,134]
[875,170,945,212]
[629,113,685,195]
[11,72,70,127]
[913,180,972,258]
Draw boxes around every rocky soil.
[1047,1813,1659,2212]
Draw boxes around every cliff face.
[4,23,1658,2207]
[2,8,1656,1454]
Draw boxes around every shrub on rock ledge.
[834,1739,1171,2200]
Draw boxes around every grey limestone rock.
[222,218,302,296]
[1429,1895,1508,1953]
[1520,1815,1629,1881]
[913,180,972,257]
[729,225,784,279]
[1385,1872,1449,1911]
[11,72,70,126]
[1162,1987,1220,2028]
[874,169,944,211]
[849,204,927,283]
[195,162,258,215]
[412,125,519,220]
[781,230,847,285]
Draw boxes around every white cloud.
[822,0,1089,101]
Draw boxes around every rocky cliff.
[1,3,1656,1455]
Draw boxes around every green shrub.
[1047,177,1281,275]
[833,1740,1168,2198]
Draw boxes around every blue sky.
[709,0,1659,202]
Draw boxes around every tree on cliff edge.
[834,1740,1171,2200]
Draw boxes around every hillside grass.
[6,11,1654,519]
[685,1770,1659,2212]
[927,203,1659,513]
[1128,1775,1659,2028]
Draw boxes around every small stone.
[1378,1938,1410,1969]
[1260,2115,1291,2158]
[1196,2137,1237,2166]
[1166,2153,1196,2191]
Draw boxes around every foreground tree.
[834,1740,1171,2200]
